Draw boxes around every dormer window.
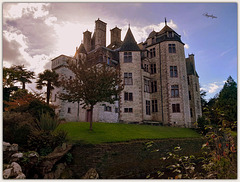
[124,52,132,63]
[168,32,173,38]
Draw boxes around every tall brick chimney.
[95,18,107,49]
[83,30,92,52]
[110,26,121,45]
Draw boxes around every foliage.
[58,122,200,144]
[4,90,55,120]
[197,116,209,135]
[3,112,37,149]
[27,113,67,155]
[3,65,35,89]
[200,76,237,128]
[36,69,60,104]
[216,76,237,123]
[146,125,237,179]
[59,58,123,130]
[201,125,237,179]
[39,112,60,132]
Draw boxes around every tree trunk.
[77,101,80,121]
[89,105,94,131]
[46,81,51,105]
[22,82,25,90]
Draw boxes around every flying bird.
[203,13,217,19]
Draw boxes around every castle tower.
[83,30,92,52]
[186,54,202,127]
[110,26,121,44]
[119,27,142,123]
[157,20,191,127]
[95,18,107,49]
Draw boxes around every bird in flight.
[203,13,217,19]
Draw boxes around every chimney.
[83,30,92,52]
[95,18,107,49]
[110,26,121,45]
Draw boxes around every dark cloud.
[3,35,29,66]
[4,14,57,57]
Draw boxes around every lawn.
[57,122,201,144]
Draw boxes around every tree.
[36,70,60,105]
[216,76,237,123]
[12,65,35,90]
[60,58,123,130]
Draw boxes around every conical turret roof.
[120,27,140,52]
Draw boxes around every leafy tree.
[60,58,123,130]
[36,70,60,105]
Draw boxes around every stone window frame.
[124,52,132,63]
[168,44,176,53]
[124,73,133,85]
[170,66,178,77]
[148,48,156,58]
[171,85,179,98]
[150,63,156,74]
[104,106,112,112]
[190,108,193,117]
[152,99,158,112]
[189,91,191,100]
[124,108,133,113]
[124,92,133,101]
[151,80,157,93]
[67,107,71,113]
[144,78,151,93]
[146,100,151,115]
[172,103,180,113]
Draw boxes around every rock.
[10,144,18,151]
[16,172,26,179]
[11,152,23,162]
[3,168,13,179]
[44,172,55,179]
[28,151,39,158]
[3,142,11,151]
[54,163,66,179]
[82,168,99,179]
[10,162,22,176]
[37,144,72,177]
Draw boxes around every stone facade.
[51,19,201,127]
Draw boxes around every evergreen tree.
[217,76,237,123]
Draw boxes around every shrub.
[3,112,37,149]
[39,112,60,132]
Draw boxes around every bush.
[3,112,37,149]
[39,112,60,131]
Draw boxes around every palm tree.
[36,70,60,105]
[12,65,35,90]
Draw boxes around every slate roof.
[186,59,199,77]
[120,28,140,52]
[159,25,177,35]
[148,30,156,38]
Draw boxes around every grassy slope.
[57,122,201,144]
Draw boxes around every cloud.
[220,48,233,57]
[184,44,189,49]
[3,3,49,20]
[201,81,224,94]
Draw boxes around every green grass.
[57,122,201,144]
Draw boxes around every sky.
[2,2,238,100]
